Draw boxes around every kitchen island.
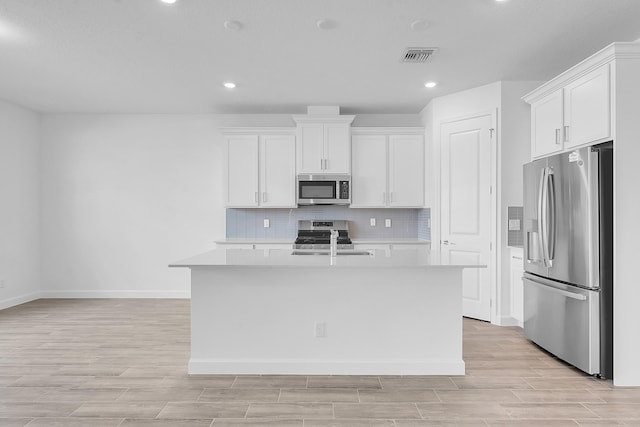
[170,248,484,375]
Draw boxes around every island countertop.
[170,248,484,269]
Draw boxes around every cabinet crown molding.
[221,127,296,135]
[292,115,355,124]
[523,42,640,104]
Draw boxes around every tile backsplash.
[227,206,430,240]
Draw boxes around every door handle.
[563,125,570,142]
[262,192,267,203]
[524,278,587,301]
[537,168,547,266]
[547,170,556,263]
[254,192,258,203]
[324,159,329,170]
[555,129,561,145]
[320,159,323,170]
[442,240,455,245]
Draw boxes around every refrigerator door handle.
[524,277,587,301]
[547,169,556,264]
[539,167,550,267]
[537,168,546,266]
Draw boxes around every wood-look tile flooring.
[1,299,639,426]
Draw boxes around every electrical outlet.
[370,218,376,227]
[315,322,326,338]
[508,219,521,231]
[263,219,270,228]
[385,219,392,228]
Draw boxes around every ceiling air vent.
[401,47,438,63]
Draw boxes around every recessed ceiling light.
[224,20,243,31]
[223,82,236,89]
[160,0,177,4]
[424,82,437,88]
[410,20,429,31]
[316,19,337,30]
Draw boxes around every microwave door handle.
[547,170,556,265]
[538,167,549,267]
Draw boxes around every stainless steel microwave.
[297,174,351,205]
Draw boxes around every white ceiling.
[1,0,639,114]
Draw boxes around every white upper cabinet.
[260,134,296,207]
[531,89,564,158]
[226,134,259,207]
[525,62,612,159]
[563,63,611,149]
[293,116,355,174]
[351,129,425,208]
[388,135,424,207]
[225,130,296,208]
[351,134,387,207]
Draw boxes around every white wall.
[40,114,227,297]
[499,81,544,325]
[613,55,640,386]
[0,100,41,309]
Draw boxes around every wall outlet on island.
[385,219,392,228]
[370,218,376,227]
[263,219,270,228]
[315,322,326,338]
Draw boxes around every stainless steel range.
[294,220,354,250]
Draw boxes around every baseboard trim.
[188,358,465,375]
[0,292,42,310]
[496,315,523,327]
[39,290,191,299]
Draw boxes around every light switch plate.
[385,219,392,228]
[263,219,270,228]
[508,219,521,231]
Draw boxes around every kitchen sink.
[291,250,373,256]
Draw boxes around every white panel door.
[296,124,324,173]
[564,63,611,149]
[226,135,259,207]
[441,115,492,321]
[351,134,387,207]
[324,123,351,173]
[388,134,424,207]
[531,90,563,158]
[260,134,296,208]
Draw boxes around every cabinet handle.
[382,192,386,204]
[254,192,258,203]
[320,159,323,170]
[555,129,561,145]
[325,159,329,170]
[389,192,393,203]
[512,256,523,260]
[563,125,569,142]
[262,192,267,202]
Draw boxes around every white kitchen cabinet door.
[226,135,259,207]
[531,89,564,158]
[564,64,611,149]
[388,134,424,207]
[296,123,325,173]
[260,134,296,207]
[351,134,387,207]
[324,123,351,173]
[510,247,524,326]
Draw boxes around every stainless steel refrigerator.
[523,142,613,378]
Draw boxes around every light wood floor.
[1,299,638,426]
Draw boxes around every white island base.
[173,249,477,376]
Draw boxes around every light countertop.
[170,248,483,269]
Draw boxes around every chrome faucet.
[330,229,339,257]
